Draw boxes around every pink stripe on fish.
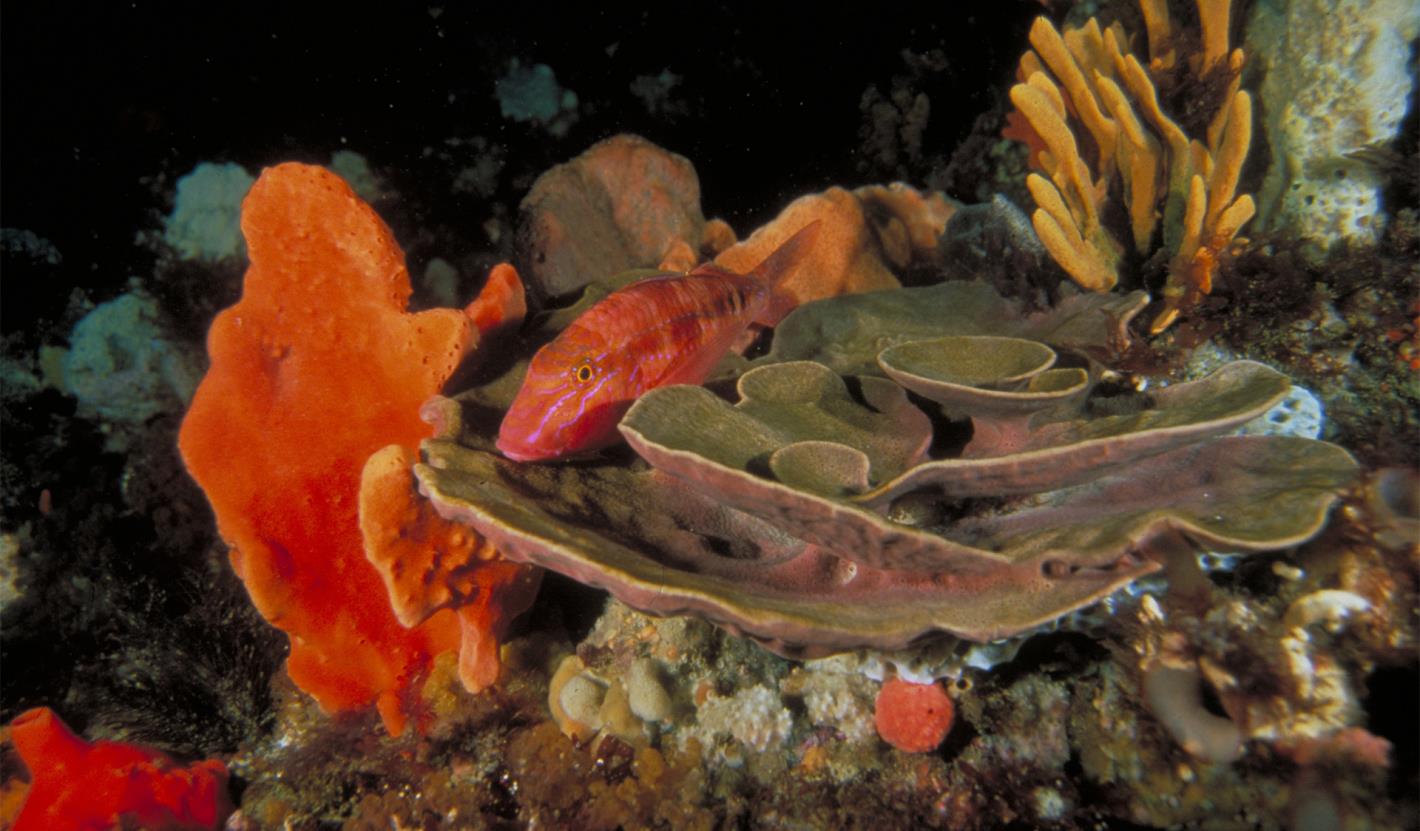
[496,221,821,461]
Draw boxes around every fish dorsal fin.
[741,219,823,326]
[679,219,824,327]
[746,219,822,289]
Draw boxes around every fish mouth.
[495,433,549,463]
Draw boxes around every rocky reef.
[1,2,1416,829]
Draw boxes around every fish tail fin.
[746,219,822,325]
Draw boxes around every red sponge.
[7,707,231,831]
[874,678,955,753]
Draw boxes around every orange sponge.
[463,262,527,339]
[178,163,475,735]
[359,443,541,693]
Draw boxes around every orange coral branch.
[1204,91,1252,232]
[1028,173,1120,291]
[1206,49,1247,150]
[1011,80,1100,228]
[1007,1,1253,333]
[1028,16,1119,173]
[1196,0,1232,73]
[1096,72,1163,250]
[1213,194,1256,244]
[1137,0,1174,69]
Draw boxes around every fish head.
[496,330,636,461]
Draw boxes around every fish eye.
[571,361,596,384]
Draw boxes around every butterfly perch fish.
[497,221,822,462]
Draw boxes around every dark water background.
[2,2,1038,333]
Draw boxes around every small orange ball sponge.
[874,678,955,753]
[178,163,475,736]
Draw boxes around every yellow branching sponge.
[1008,0,1254,333]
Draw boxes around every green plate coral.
[417,281,1358,657]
